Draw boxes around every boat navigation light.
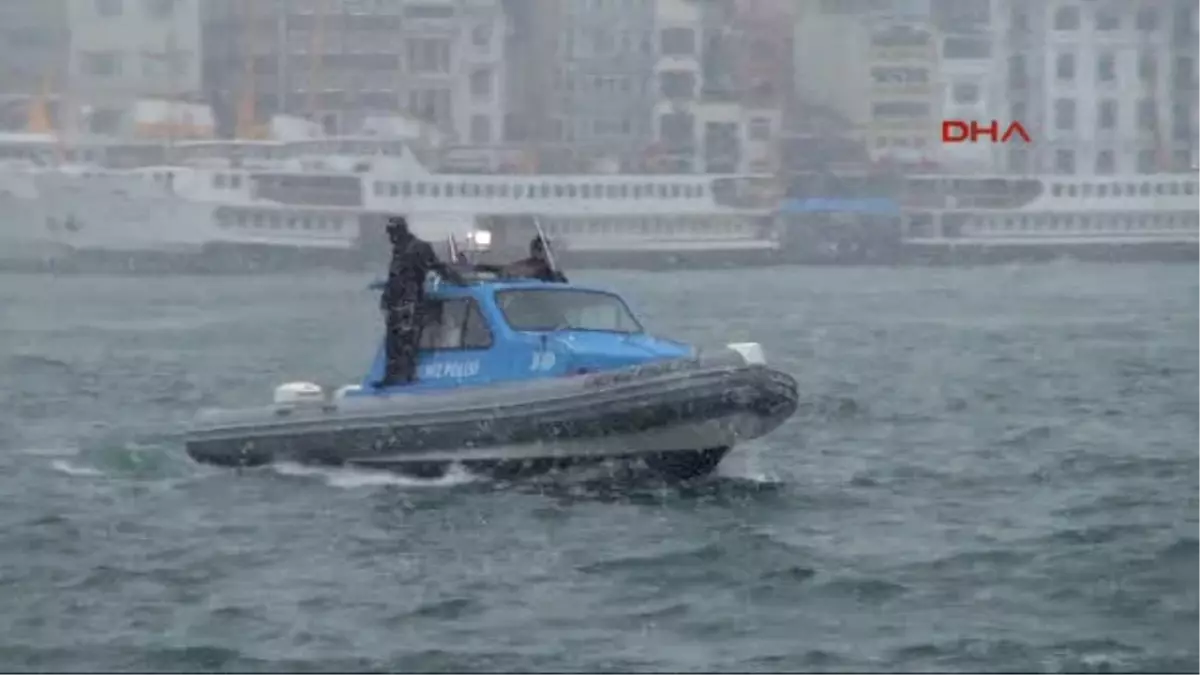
[467,229,492,249]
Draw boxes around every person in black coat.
[502,236,568,283]
[375,216,465,387]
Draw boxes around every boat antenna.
[532,216,558,273]
[447,233,459,262]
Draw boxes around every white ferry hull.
[0,169,68,264]
[33,171,216,254]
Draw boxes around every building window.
[1136,7,1158,30]
[951,82,980,104]
[81,51,122,77]
[660,27,695,56]
[658,70,695,99]
[1010,101,1026,123]
[1095,9,1119,30]
[1172,103,1193,140]
[471,23,491,50]
[1054,98,1076,131]
[470,69,492,100]
[1056,52,1075,80]
[1174,56,1196,89]
[1137,150,1157,173]
[144,0,174,18]
[1138,51,1157,82]
[95,0,123,16]
[406,39,450,74]
[1096,52,1116,82]
[1053,5,1080,30]
[1137,98,1157,131]
[1095,150,1115,174]
[470,115,491,144]
[1007,54,1027,89]
[1098,99,1117,130]
[1055,149,1075,174]
[748,117,771,141]
[89,108,122,134]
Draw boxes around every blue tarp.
[778,198,900,215]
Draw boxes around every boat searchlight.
[466,229,492,250]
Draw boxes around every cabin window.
[580,184,591,198]
[445,184,457,198]
[419,298,493,350]
[400,182,411,196]
[214,174,227,188]
[514,185,525,198]
[566,184,577,198]
[496,289,644,334]
[230,175,242,189]
[605,185,619,198]
[1185,181,1197,195]
[431,184,442,197]
[540,184,551,198]
[498,184,509,197]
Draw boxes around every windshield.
[496,289,643,334]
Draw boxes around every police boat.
[184,234,798,481]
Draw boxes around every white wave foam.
[49,460,103,477]
[270,461,478,489]
[17,446,80,457]
[716,446,781,484]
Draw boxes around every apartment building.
[0,0,69,129]
[68,0,204,134]
[200,0,509,145]
[998,0,1198,175]
[651,0,784,174]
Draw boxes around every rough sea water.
[0,263,1196,673]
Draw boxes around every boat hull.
[185,354,798,481]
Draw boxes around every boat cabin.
[355,276,692,393]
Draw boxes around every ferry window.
[514,185,525,198]
[485,184,496,198]
[270,216,281,229]
[431,184,441,197]
[632,185,643,198]
[253,213,264,227]
[445,184,457,198]
[618,185,628,198]
[374,181,384,196]
[214,174,227,188]
[1139,183,1150,195]
[581,185,591,198]
[1067,184,1077,197]
[658,184,670,198]
[540,184,551,198]
[416,183,427,196]
[566,184,577,198]
[332,220,342,231]
[554,184,566,198]
[669,185,681,198]
[231,175,242,189]
[496,289,643,334]
[1097,184,1108,197]
[1156,183,1167,195]
[1082,183,1092,196]
[1185,182,1196,195]
[498,184,509,197]
[419,298,493,350]
[400,182,411,196]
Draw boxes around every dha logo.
[942,120,1032,144]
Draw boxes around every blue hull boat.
[185,271,798,481]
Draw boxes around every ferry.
[1,131,780,272]
[898,172,1200,263]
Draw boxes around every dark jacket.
[381,235,465,309]
[501,256,568,283]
